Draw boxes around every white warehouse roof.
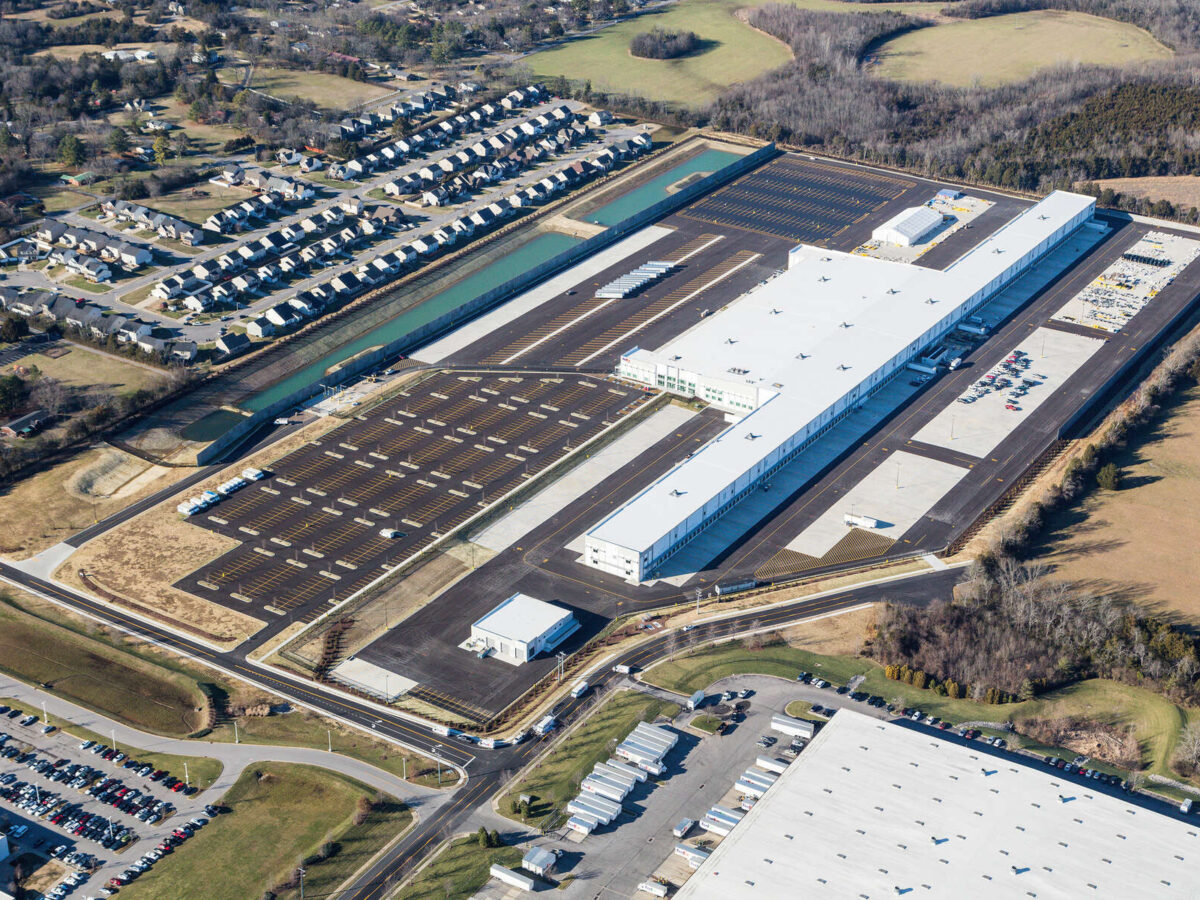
[588,191,1094,561]
[673,710,1200,900]
[472,592,572,642]
[872,203,944,245]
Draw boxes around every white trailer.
[741,769,777,789]
[570,680,589,699]
[621,738,667,760]
[707,805,745,826]
[675,844,710,868]
[771,714,816,739]
[638,880,669,897]
[582,775,630,803]
[634,723,678,749]
[593,764,638,791]
[756,756,790,775]
[699,816,734,837]
[601,758,647,782]
[568,794,621,824]
[566,814,598,835]
[843,512,881,529]
[735,779,768,799]
[489,864,535,892]
[534,715,557,736]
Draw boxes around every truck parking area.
[176,370,649,622]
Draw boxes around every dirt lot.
[1087,175,1200,210]
[0,446,185,559]
[1037,382,1200,623]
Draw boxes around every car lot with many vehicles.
[0,704,223,894]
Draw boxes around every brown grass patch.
[776,604,877,657]
[1038,382,1200,622]
[0,446,187,559]
[56,507,263,645]
[1086,175,1200,210]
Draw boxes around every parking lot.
[177,370,650,623]
[680,156,916,245]
[0,703,216,898]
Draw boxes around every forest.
[869,556,1200,705]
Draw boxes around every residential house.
[265,303,300,329]
[169,340,198,363]
[246,317,274,339]
[215,333,251,357]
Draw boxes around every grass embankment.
[0,591,453,786]
[500,691,679,828]
[872,9,1171,87]
[0,697,222,790]
[645,639,1200,784]
[120,763,410,900]
[394,837,522,900]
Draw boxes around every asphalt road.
[0,554,959,899]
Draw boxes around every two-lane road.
[0,560,958,898]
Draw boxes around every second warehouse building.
[584,190,1095,581]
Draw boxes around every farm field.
[118,764,411,900]
[1037,382,1200,624]
[218,65,395,109]
[529,0,792,107]
[1087,175,1200,210]
[871,10,1172,87]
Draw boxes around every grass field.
[530,0,792,107]
[19,345,167,396]
[871,10,1172,87]
[690,713,722,733]
[144,180,248,223]
[394,837,523,900]
[499,691,678,827]
[0,446,184,558]
[645,638,1200,781]
[218,65,394,109]
[0,697,222,789]
[0,589,455,787]
[1037,382,1200,623]
[1087,175,1200,210]
[120,764,410,900]
[0,594,207,736]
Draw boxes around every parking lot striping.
[571,251,762,367]
[501,298,622,364]
[661,233,726,264]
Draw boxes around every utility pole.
[184,761,189,788]
[327,729,332,753]
[41,701,48,724]
[234,720,239,744]
[298,867,306,899]
[695,587,702,614]
[556,651,566,681]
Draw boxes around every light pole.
[41,701,48,725]
[233,720,239,744]
[184,761,190,789]
[327,729,332,753]
[695,587,702,614]
[298,866,306,899]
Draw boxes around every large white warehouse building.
[871,203,945,246]
[584,191,1094,581]
[672,710,1200,900]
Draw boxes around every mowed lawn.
[872,10,1172,87]
[499,690,679,827]
[394,838,522,900]
[646,639,1200,781]
[1038,382,1200,624]
[22,345,167,396]
[0,595,207,737]
[120,764,410,900]
[221,66,394,109]
[530,0,792,107]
